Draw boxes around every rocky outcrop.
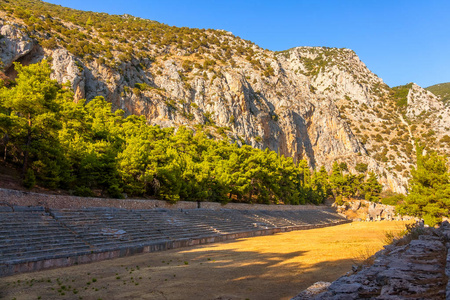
[293,222,450,299]
[406,83,450,151]
[0,23,34,70]
[292,282,331,300]
[406,83,442,119]
[49,48,85,100]
[333,200,412,222]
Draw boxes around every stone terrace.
[0,201,348,277]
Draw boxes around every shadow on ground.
[0,240,356,300]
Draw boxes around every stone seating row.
[0,209,91,265]
[0,206,346,268]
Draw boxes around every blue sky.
[46,0,450,88]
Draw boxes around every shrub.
[182,60,193,72]
[40,38,58,49]
[23,169,36,189]
[73,186,94,197]
[355,163,368,173]
[381,193,405,206]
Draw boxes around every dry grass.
[0,221,412,300]
[354,244,379,266]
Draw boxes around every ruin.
[0,188,349,277]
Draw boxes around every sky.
[45,0,450,88]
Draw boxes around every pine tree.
[329,161,344,201]
[363,172,382,202]
[397,146,450,226]
[0,61,71,187]
[311,166,330,204]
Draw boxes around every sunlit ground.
[0,221,411,300]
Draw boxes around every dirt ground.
[0,221,411,300]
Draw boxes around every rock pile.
[333,199,413,222]
[292,222,450,299]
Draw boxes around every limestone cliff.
[406,83,450,152]
[0,2,448,194]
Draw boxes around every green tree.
[86,17,93,26]
[329,161,345,200]
[0,61,57,173]
[363,172,382,202]
[57,95,125,197]
[339,162,348,172]
[116,116,159,196]
[0,61,71,187]
[310,166,330,204]
[397,146,450,226]
[0,98,22,161]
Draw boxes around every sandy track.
[0,221,410,300]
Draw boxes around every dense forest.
[0,61,386,205]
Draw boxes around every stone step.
[0,205,349,277]
[0,244,91,262]
[81,233,169,243]
[0,235,82,245]
[1,249,93,265]
[0,242,89,255]
[0,229,76,239]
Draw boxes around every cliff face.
[407,83,450,149]
[0,5,448,194]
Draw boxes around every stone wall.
[0,188,328,211]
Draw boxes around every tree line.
[0,61,383,205]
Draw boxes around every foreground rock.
[293,222,450,299]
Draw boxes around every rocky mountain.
[0,0,449,194]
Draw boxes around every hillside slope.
[426,82,450,103]
[0,0,449,194]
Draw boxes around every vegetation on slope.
[390,83,413,110]
[0,0,279,133]
[0,0,273,73]
[426,82,450,103]
[0,61,383,205]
